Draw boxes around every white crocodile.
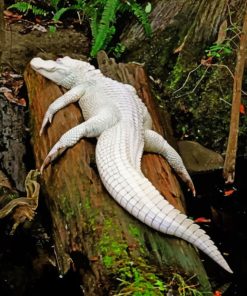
[30,56,233,273]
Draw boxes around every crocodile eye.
[48,66,57,72]
[56,58,63,64]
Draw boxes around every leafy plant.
[8,2,48,16]
[52,0,86,22]
[8,0,152,57]
[89,0,119,57]
[88,0,152,57]
[205,42,233,59]
[111,42,126,58]
[125,0,152,37]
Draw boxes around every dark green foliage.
[90,0,119,57]
[205,42,233,59]
[126,0,152,37]
[8,0,152,57]
[87,0,152,57]
[52,0,86,22]
[8,2,48,16]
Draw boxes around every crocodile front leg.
[40,84,86,135]
[144,129,195,196]
[40,108,118,172]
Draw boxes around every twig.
[227,3,241,35]
[173,64,202,95]
[220,97,232,106]
[213,63,234,77]
[173,61,247,100]
[173,66,209,99]
[209,63,247,96]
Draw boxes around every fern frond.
[90,0,120,57]
[53,2,86,22]
[50,0,63,10]
[8,2,30,13]
[126,0,151,36]
[103,25,116,49]
[53,7,72,21]
[90,9,99,42]
[8,2,47,16]
[31,6,47,16]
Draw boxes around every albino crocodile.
[30,56,232,273]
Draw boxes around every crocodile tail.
[96,125,233,274]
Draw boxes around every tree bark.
[121,0,247,155]
[121,0,229,77]
[25,55,212,295]
[0,94,27,192]
[0,0,5,62]
[223,8,247,183]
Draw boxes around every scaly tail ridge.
[96,125,233,274]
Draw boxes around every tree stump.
[24,53,212,295]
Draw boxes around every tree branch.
[223,9,247,183]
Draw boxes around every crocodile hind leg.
[144,129,195,196]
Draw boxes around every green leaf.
[90,0,119,57]
[49,25,56,33]
[53,7,71,21]
[8,2,47,16]
[145,2,152,14]
[50,0,62,9]
[223,47,232,54]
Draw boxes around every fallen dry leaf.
[3,91,16,103]
[4,10,22,20]
[0,86,12,93]
[240,103,245,114]
[194,217,211,223]
[17,98,27,107]
[201,56,213,66]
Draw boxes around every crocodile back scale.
[30,56,233,273]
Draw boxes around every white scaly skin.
[30,56,233,273]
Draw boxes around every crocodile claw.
[40,155,52,174]
[188,181,196,197]
[40,146,66,174]
[40,113,53,135]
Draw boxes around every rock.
[177,140,224,173]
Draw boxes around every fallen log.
[25,53,212,295]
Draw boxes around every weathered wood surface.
[0,0,5,62]
[0,94,27,192]
[25,55,212,295]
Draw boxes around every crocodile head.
[30,56,95,87]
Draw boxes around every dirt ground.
[1,22,90,71]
